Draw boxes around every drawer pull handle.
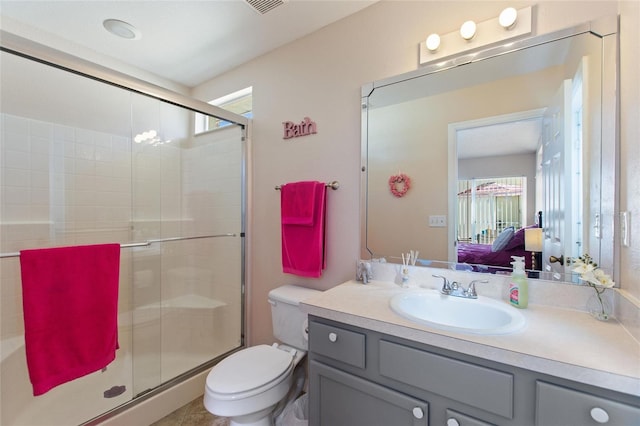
[328,332,338,342]
[446,418,460,426]
[590,407,610,424]
[412,407,424,419]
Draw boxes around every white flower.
[572,253,615,288]
[579,271,601,287]
[572,261,596,275]
[593,269,615,288]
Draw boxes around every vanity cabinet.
[535,381,640,425]
[311,361,429,426]
[308,316,640,426]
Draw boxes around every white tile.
[94,133,112,149]
[95,147,113,162]
[76,143,95,161]
[74,158,96,175]
[74,190,96,206]
[30,188,49,204]
[4,150,30,169]
[30,136,51,154]
[74,175,97,191]
[112,136,130,152]
[2,168,30,187]
[64,157,75,173]
[72,205,96,222]
[53,124,75,141]
[76,128,95,145]
[4,186,30,204]
[1,204,30,222]
[30,153,49,172]
[96,161,114,177]
[29,120,52,138]
[29,204,50,222]
[2,114,28,134]
[3,131,29,152]
[63,141,76,157]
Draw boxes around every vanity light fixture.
[425,33,441,51]
[499,7,518,29]
[103,19,141,40]
[419,6,532,66]
[460,20,477,40]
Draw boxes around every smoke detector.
[244,0,287,15]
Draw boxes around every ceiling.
[457,118,542,160]
[0,0,376,88]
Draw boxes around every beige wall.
[192,1,634,346]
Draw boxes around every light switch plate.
[429,215,447,227]
[621,211,630,247]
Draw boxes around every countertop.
[300,280,640,397]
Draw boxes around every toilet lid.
[206,345,294,395]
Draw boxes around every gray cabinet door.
[536,381,640,426]
[310,360,429,426]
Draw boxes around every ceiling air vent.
[245,0,286,15]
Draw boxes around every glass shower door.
[130,94,244,395]
[0,46,245,424]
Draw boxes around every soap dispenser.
[509,256,528,308]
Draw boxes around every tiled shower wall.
[1,112,134,338]
[0,109,243,424]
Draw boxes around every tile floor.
[150,396,229,426]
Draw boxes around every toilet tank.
[268,285,321,350]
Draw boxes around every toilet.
[204,284,320,426]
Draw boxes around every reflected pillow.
[504,225,536,251]
[491,227,515,252]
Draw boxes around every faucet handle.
[432,275,451,293]
[467,279,489,297]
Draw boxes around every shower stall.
[0,34,247,425]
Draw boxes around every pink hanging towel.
[281,181,327,277]
[19,244,120,396]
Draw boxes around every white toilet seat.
[206,344,294,400]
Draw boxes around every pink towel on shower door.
[19,244,121,396]
[281,181,327,277]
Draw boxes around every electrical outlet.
[429,215,447,227]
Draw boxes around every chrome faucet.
[432,275,488,299]
[433,274,452,294]
[466,279,489,298]
[357,261,373,284]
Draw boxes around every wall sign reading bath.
[283,117,317,139]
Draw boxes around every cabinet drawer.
[445,409,495,426]
[311,360,428,426]
[536,381,640,426]
[379,340,513,418]
[309,321,366,369]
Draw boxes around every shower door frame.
[0,29,250,424]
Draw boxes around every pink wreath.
[388,173,411,197]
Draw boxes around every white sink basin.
[389,290,526,335]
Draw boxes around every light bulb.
[426,33,441,51]
[499,7,518,29]
[460,20,477,40]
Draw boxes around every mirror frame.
[360,17,619,283]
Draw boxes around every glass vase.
[586,291,612,321]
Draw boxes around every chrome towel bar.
[0,233,237,259]
[274,180,340,191]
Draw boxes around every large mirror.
[361,19,617,283]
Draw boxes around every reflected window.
[457,177,526,244]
